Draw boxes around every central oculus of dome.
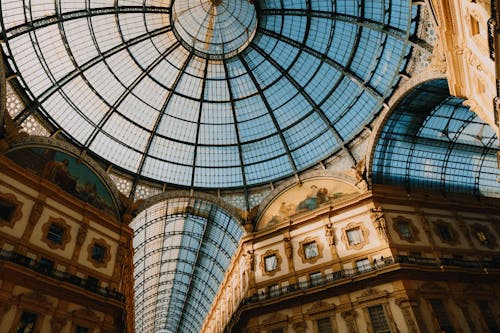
[171,0,257,59]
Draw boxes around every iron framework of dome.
[1,0,418,189]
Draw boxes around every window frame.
[41,217,71,250]
[433,220,459,246]
[0,192,23,228]
[367,304,392,333]
[341,222,369,250]
[87,238,111,268]
[392,216,420,243]
[260,249,282,277]
[298,236,324,264]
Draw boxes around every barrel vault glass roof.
[131,198,243,333]
[373,80,500,198]
[1,0,418,189]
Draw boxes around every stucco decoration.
[257,178,359,229]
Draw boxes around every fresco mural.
[6,147,118,216]
[258,178,359,229]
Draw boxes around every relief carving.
[370,206,389,243]
[325,223,335,246]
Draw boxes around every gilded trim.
[41,217,71,250]
[297,237,324,264]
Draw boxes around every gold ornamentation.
[297,237,324,264]
[432,220,459,246]
[341,222,369,250]
[471,223,497,248]
[260,249,282,277]
[41,217,71,250]
[370,206,389,243]
[87,238,112,269]
[0,191,23,228]
[392,216,420,243]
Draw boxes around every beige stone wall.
[0,155,133,332]
[428,0,498,133]
[205,181,500,333]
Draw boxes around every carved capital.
[50,317,67,333]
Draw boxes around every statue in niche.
[245,250,254,272]
[371,206,389,242]
[325,223,335,246]
[284,237,293,260]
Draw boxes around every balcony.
[0,249,124,301]
[242,255,500,305]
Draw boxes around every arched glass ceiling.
[373,80,500,198]
[131,197,243,333]
[1,0,417,188]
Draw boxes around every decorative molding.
[0,191,23,228]
[262,311,288,325]
[325,223,335,247]
[341,222,370,251]
[76,224,88,247]
[41,217,71,250]
[260,249,282,277]
[138,190,245,227]
[470,223,497,249]
[255,173,361,224]
[370,206,389,243]
[306,300,335,315]
[87,238,112,269]
[297,236,324,264]
[432,220,460,246]
[392,216,420,243]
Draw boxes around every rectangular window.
[268,284,280,297]
[438,225,453,241]
[265,255,277,272]
[0,200,16,221]
[270,329,284,333]
[303,242,319,259]
[316,317,333,333]
[310,271,323,286]
[75,326,89,333]
[356,258,371,273]
[429,299,454,333]
[346,228,362,245]
[91,244,106,263]
[47,223,65,244]
[368,305,391,333]
[16,311,37,333]
[398,222,412,238]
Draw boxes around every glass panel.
[304,242,319,259]
[356,258,371,272]
[47,224,64,244]
[1,0,416,189]
[265,255,277,272]
[130,198,243,333]
[317,317,333,333]
[398,222,412,238]
[368,305,391,333]
[347,228,362,245]
[16,311,37,333]
[429,299,454,333]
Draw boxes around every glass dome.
[1,0,416,188]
